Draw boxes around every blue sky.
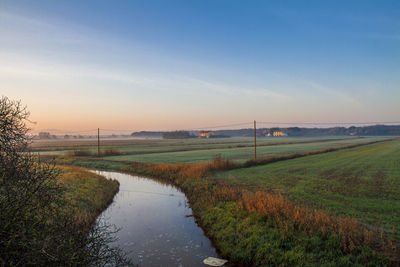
[1,0,399,132]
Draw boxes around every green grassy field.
[214,139,400,233]
[103,137,386,163]
[31,136,368,155]
[33,136,392,164]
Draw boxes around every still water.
[95,171,218,267]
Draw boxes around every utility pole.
[97,128,100,156]
[254,120,257,160]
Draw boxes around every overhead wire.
[34,129,98,134]
[188,122,252,130]
[257,121,400,125]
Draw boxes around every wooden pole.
[254,120,257,160]
[97,128,100,156]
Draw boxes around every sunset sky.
[1,0,399,133]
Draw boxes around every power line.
[189,122,252,130]
[34,129,98,134]
[99,128,135,132]
[257,121,400,126]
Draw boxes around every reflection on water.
[96,171,218,267]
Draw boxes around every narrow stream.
[95,171,218,267]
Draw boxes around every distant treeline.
[131,125,400,138]
[216,125,400,137]
[276,125,400,136]
[162,131,196,139]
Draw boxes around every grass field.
[103,137,386,163]
[33,136,391,164]
[214,139,400,234]
[32,136,347,152]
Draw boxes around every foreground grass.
[214,139,400,234]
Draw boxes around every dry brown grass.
[238,190,396,255]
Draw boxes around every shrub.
[0,96,131,266]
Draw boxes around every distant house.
[198,131,212,138]
[273,131,287,137]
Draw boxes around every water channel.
[95,170,219,266]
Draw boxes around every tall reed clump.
[124,156,398,265]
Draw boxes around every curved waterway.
[95,171,218,267]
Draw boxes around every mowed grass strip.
[102,137,386,164]
[214,139,400,233]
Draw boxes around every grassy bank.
[57,165,120,224]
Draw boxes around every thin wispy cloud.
[0,10,93,46]
[307,81,361,107]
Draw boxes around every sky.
[1,0,399,133]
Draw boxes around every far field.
[32,136,390,163]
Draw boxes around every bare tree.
[0,96,131,266]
